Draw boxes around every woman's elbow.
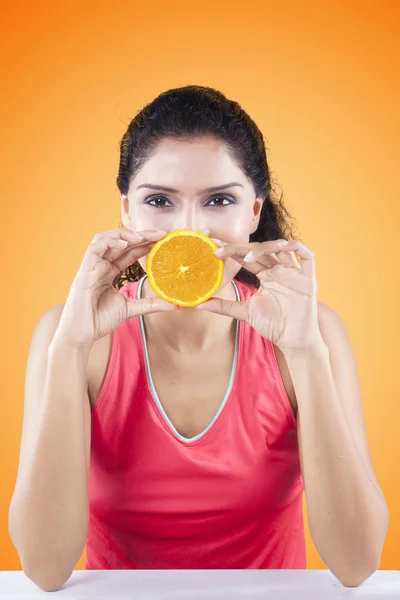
[22,559,73,592]
[334,558,380,588]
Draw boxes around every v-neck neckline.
[136,275,241,444]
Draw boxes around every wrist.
[49,332,94,356]
[281,335,328,359]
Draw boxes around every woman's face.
[121,135,264,291]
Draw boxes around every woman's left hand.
[196,239,323,354]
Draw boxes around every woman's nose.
[173,209,209,234]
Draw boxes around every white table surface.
[0,570,399,599]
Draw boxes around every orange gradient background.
[1,0,399,571]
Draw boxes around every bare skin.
[88,134,299,429]
[9,135,298,592]
[108,134,298,431]
[86,290,298,435]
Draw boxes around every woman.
[9,85,388,591]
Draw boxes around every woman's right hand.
[54,228,178,348]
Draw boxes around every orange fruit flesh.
[146,230,224,307]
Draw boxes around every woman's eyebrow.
[136,182,244,193]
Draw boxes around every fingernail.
[213,248,225,257]
[290,251,301,269]
[213,238,229,246]
[277,239,288,246]
[140,230,166,239]
[243,251,255,262]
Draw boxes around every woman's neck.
[140,276,237,353]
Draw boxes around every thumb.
[125,297,180,319]
[195,297,248,321]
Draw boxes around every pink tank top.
[85,275,305,570]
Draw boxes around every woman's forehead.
[131,138,246,191]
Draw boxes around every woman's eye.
[145,196,172,208]
[145,194,235,208]
[206,195,234,207]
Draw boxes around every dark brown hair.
[114,85,300,290]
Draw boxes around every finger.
[232,254,280,275]
[243,242,302,271]
[275,241,314,276]
[101,240,151,265]
[213,242,258,258]
[195,297,248,321]
[83,238,132,270]
[213,247,281,274]
[210,237,230,248]
[91,229,143,245]
[108,230,168,265]
[243,250,282,269]
[102,239,131,262]
[125,296,180,319]
[281,250,302,269]
[85,231,167,271]
[135,229,168,241]
[214,245,301,278]
[246,248,300,270]
[214,239,287,260]
[112,241,157,272]
[91,228,166,245]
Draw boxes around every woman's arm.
[8,305,92,592]
[284,302,389,588]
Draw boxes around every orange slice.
[146,230,225,307]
